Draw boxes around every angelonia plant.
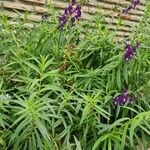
[0,0,150,150]
[114,41,141,107]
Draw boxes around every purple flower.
[58,0,82,29]
[113,89,137,106]
[68,6,73,15]
[72,0,77,5]
[59,14,67,29]
[124,42,140,61]
[113,89,128,105]
[124,42,135,61]
[75,6,81,20]
[122,0,140,14]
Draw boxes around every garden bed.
[0,0,150,150]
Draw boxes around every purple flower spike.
[58,0,81,29]
[124,42,140,61]
[113,89,137,106]
[68,6,73,15]
[59,14,67,29]
[75,6,81,19]
[124,42,135,61]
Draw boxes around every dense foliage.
[0,1,150,150]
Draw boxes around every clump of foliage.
[0,1,150,150]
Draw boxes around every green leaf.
[80,104,91,125]
[24,61,40,74]
[108,138,112,150]
[35,128,43,150]
[10,112,28,128]
[10,118,30,143]
[123,63,128,84]
[0,137,5,146]
[82,124,88,148]
[129,118,142,147]
[92,134,110,150]
[74,136,82,150]
[116,67,121,90]
[57,125,71,141]
[139,124,150,135]
[121,124,128,150]
[94,105,110,120]
[36,119,51,143]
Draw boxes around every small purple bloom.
[113,89,128,105]
[58,0,81,29]
[59,14,67,29]
[64,7,69,15]
[76,5,81,11]
[124,42,135,61]
[124,42,140,61]
[68,6,73,15]
[113,89,137,106]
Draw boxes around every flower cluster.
[122,0,140,14]
[124,42,140,61]
[58,0,81,29]
[113,90,137,106]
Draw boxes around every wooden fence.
[0,0,146,38]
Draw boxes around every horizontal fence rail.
[0,0,146,38]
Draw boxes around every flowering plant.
[0,0,149,150]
